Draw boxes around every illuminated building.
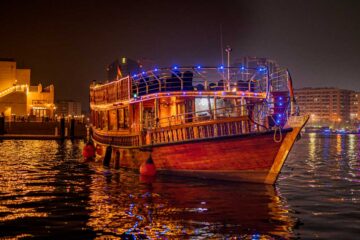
[0,58,55,119]
[294,87,354,126]
[350,92,360,122]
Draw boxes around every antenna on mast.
[225,45,232,90]
[220,24,224,66]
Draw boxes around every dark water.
[0,133,359,239]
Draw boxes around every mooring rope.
[273,125,283,143]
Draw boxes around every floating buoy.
[82,141,95,160]
[140,154,156,176]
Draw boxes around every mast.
[220,24,224,67]
[225,46,232,91]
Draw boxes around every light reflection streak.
[336,134,342,156]
[0,140,94,238]
[305,133,317,170]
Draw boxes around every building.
[350,92,360,123]
[294,87,355,127]
[0,58,55,120]
[55,100,82,117]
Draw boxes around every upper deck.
[90,64,291,109]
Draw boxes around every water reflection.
[86,167,295,239]
[0,140,95,239]
[279,133,360,239]
[1,136,359,239]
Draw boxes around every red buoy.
[140,154,156,177]
[83,141,95,160]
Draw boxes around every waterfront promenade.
[0,119,87,140]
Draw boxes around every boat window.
[117,108,129,129]
[124,108,129,128]
[103,111,108,130]
[195,98,213,120]
[143,108,154,128]
[108,110,117,130]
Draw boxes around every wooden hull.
[92,124,304,184]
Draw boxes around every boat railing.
[92,128,140,147]
[144,115,263,145]
[145,104,250,129]
[90,67,271,105]
[131,67,268,97]
[143,103,269,145]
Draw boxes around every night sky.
[1,0,359,110]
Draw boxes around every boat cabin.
[90,63,293,146]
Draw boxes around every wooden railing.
[145,116,264,145]
[92,128,140,146]
[93,116,269,147]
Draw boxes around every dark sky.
[1,0,360,110]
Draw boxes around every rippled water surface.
[0,134,359,239]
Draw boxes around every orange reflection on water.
[0,140,80,225]
[336,134,342,155]
[85,167,295,239]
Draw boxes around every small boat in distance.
[89,57,309,184]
